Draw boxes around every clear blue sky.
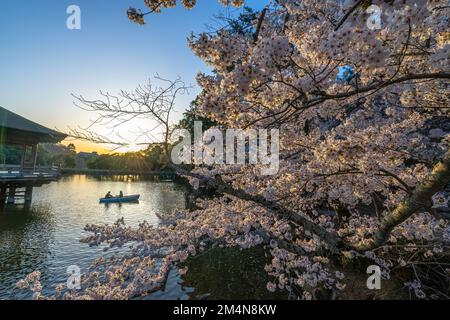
[0,0,262,152]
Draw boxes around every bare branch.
[69,75,192,148]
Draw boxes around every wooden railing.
[0,164,61,176]
[60,168,175,176]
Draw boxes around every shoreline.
[60,168,176,176]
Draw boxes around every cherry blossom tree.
[20,0,450,299]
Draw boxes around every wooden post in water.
[0,186,6,205]
[25,186,33,203]
[7,186,16,204]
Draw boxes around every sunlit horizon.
[0,0,263,153]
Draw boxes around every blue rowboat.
[99,194,140,203]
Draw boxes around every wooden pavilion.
[0,106,67,204]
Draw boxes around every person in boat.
[105,191,113,198]
[119,190,123,198]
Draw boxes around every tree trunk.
[352,151,450,251]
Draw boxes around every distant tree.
[62,154,76,168]
[176,99,217,137]
[50,153,76,168]
[67,143,76,153]
[211,6,258,36]
[87,154,115,170]
[0,145,22,165]
[85,150,170,172]
[36,145,52,166]
[143,145,162,170]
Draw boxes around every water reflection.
[102,201,140,210]
[0,203,55,299]
[0,175,281,300]
[0,175,189,299]
[147,246,288,300]
[180,246,288,300]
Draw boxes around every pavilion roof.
[0,106,67,144]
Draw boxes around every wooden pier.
[60,167,176,176]
[0,106,67,205]
[0,165,62,204]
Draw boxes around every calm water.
[0,175,286,300]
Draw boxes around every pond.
[0,175,287,300]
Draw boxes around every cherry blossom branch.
[316,72,450,101]
[352,151,450,251]
[334,0,366,31]
[171,165,343,253]
[248,72,450,127]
